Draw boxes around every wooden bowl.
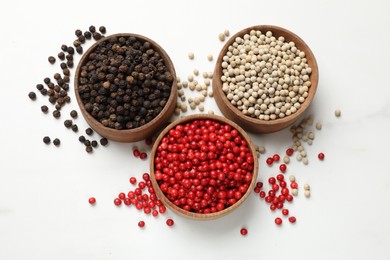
[212,25,319,133]
[149,114,259,220]
[74,33,177,142]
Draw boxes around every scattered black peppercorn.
[89,25,96,33]
[63,68,70,76]
[40,89,48,96]
[76,46,83,54]
[86,146,93,153]
[48,56,56,64]
[60,62,67,69]
[64,119,73,128]
[63,76,70,83]
[44,77,51,84]
[73,40,81,47]
[58,52,65,60]
[43,136,51,144]
[84,31,92,39]
[61,44,68,52]
[78,135,86,143]
[75,29,82,37]
[78,35,86,43]
[91,140,98,147]
[36,84,44,91]
[99,26,106,34]
[53,138,61,146]
[71,124,78,132]
[70,110,78,118]
[53,110,61,118]
[28,91,36,100]
[84,140,91,146]
[85,128,93,135]
[67,46,75,54]
[41,105,49,113]
[66,60,74,68]
[66,54,73,61]
[92,32,101,40]
[100,138,108,146]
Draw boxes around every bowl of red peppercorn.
[75,33,177,142]
[150,114,258,220]
[212,25,319,133]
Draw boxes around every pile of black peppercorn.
[77,35,173,130]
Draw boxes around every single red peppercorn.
[140,153,147,159]
[318,152,325,160]
[138,220,145,228]
[272,154,280,162]
[114,198,122,206]
[240,228,248,236]
[152,210,159,217]
[88,197,96,205]
[288,216,296,223]
[282,209,289,216]
[259,191,266,198]
[166,219,174,226]
[256,182,263,189]
[129,177,137,185]
[118,192,126,200]
[142,173,150,181]
[254,187,261,193]
[279,164,287,173]
[275,217,282,225]
[268,177,276,184]
[286,148,294,156]
[290,182,298,189]
[266,157,274,165]
[124,198,131,205]
[276,174,284,181]
[133,149,140,157]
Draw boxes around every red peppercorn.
[254,187,261,193]
[152,210,159,217]
[256,182,263,188]
[286,195,293,202]
[286,148,294,156]
[290,182,298,189]
[272,184,279,191]
[272,154,280,162]
[276,174,284,181]
[268,177,276,184]
[114,198,122,206]
[138,221,145,228]
[282,209,289,216]
[318,152,325,160]
[140,152,147,159]
[275,217,282,225]
[279,164,287,173]
[266,157,274,165]
[166,218,174,226]
[118,192,126,200]
[88,197,96,205]
[259,191,266,198]
[288,216,296,223]
[129,177,137,185]
[133,149,140,157]
[240,228,248,236]
[124,198,131,205]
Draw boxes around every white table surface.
[1,0,390,259]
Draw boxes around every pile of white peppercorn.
[220,30,312,120]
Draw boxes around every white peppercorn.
[198,104,204,112]
[315,122,322,130]
[303,184,310,190]
[291,188,298,196]
[207,54,213,61]
[289,175,296,182]
[188,52,194,60]
[304,190,310,198]
[219,33,226,41]
[283,156,290,164]
[335,109,341,117]
[208,110,214,114]
[224,29,230,37]
[193,69,199,76]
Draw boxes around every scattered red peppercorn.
[88,197,96,205]
[259,191,266,198]
[268,177,276,184]
[166,219,174,226]
[138,221,145,228]
[266,157,274,165]
[290,182,298,189]
[286,148,294,156]
[114,198,122,206]
[318,152,325,160]
[133,149,140,157]
[118,192,126,200]
[140,152,147,159]
[240,228,248,236]
[279,164,287,173]
[288,216,296,223]
[276,174,284,181]
[282,209,289,216]
[272,154,280,162]
[275,217,282,225]
[129,177,137,185]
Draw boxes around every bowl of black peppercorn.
[74,33,177,142]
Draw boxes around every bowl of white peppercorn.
[212,25,318,133]
[75,33,177,142]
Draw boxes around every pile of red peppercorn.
[153,119,255,214]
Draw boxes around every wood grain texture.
[212,25,319,133]
[149,114,259,221]
[74,33,177,142]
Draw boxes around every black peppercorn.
[66,60,74,68]
[89,25,96,33]
[100,138,108,146]
[75,29,82,37]
[44,77,51,84]
[78,135,86,143]
[99,26,106,34]
[43,136,51,144]
[36,84,44,91]
[73,40,81,47]
[66,54,73,61]
[64,119,72,128]
[48,56,56,64]
[40,89,48,96]
[71,124,78,132]
[41,105,48,113]
[84,31,92,39]
[92,32,102,41]
[84,140,91,146]
[70,110,78,118]
[77,35,85,44]
[28,91,36,100]
[61,44,68,52]
[91,140,98,147]
[76,46,83,54]
[54,73,61,81]
[85,128,93,135]
[63,76,70,83]
[58,52,65,60]
[67,46,75,54]
[53,110,61,118]
[53,138,61,146]
[60,62,67,69]
[86,146,93,153]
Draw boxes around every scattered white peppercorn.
[224,29,230,37]
[207,71,213,78]
[174,108,181,115]
[283,156,290,164]
[207,54,213,61]
[182,81,188,88]
[257,145,265,154]
[296,154,302,161]
[335,109,341,117]
[304,190,311,198]
[193,69,199,76]
[289,175,296,182]
[303,184,310,190]
[315,122,322,130]
[302,157,309,165]
[195,84,202,91]
[291,188,298,196]
[208,91,214,97]
[219,33,226,41]
[188,52,194,60]
[190,102,196,110]
[198,104,205,112]
[204,79,211,86]
[202,72,208,78]
[187,75,194,82]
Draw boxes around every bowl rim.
[149,114,259,220]
[74,33,177,142]
[212,25,319,132]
